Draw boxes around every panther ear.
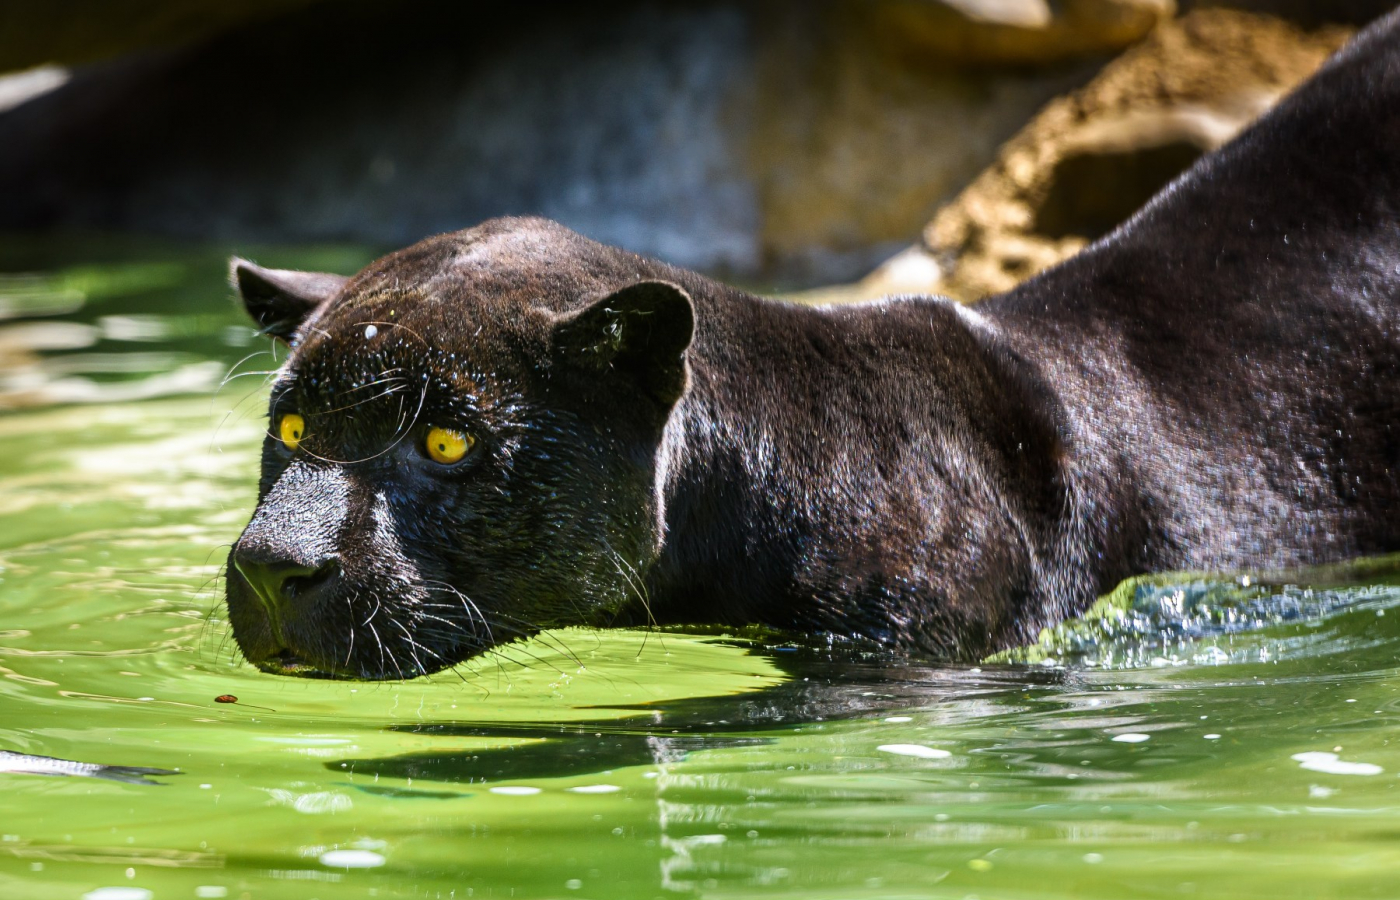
[553,280,695,409]
[230,257,348,343]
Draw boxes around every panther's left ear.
[552,280,695,408]
[230,257,349,343]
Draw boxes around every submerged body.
[226,11,1400,677]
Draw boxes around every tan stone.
[746,0,1183,283]
[854,9,1352,303]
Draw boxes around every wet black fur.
[227,11,1400,678]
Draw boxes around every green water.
[3,241,1400,900]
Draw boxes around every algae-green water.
[4,241,1400,900]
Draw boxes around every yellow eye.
[278,413,305,451]
[426,426,473,464]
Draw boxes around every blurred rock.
[0,0,1179,287]
[870,0,1174,65]
[0,0,318,72]
[855,9,1352,302]
[0,0,1380,79]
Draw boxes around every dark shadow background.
[1,0,1390,289]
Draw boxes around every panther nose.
[233,553,337,609]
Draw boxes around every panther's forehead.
[329,219,669,320]
[272,301,538,457]
[312,284,531,347]
[292,279,552,386]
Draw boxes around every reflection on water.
[0,749,178,785]
[0,238,375,411]
[0,261,219,409]
[3,239,1400,900]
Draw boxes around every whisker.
[344,591,359,668]
[317,383,407,416]
[605,542,662,657]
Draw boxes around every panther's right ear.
[230,257,348,343]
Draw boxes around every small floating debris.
[1111,733,1151,743]
[567,784,621,794]
[1291,751,1383,776]
[490,785,542,795]
[883,716,913,723]
[877,744,951,759]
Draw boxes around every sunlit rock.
[856,9,1352,302]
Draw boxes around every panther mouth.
[228,570,462,680]
[253,642,446,681]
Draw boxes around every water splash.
[990,555,1400,669]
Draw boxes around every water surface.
[3,240,1399,900]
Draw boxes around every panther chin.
[225,560,497,682]
[252,649,346,680]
